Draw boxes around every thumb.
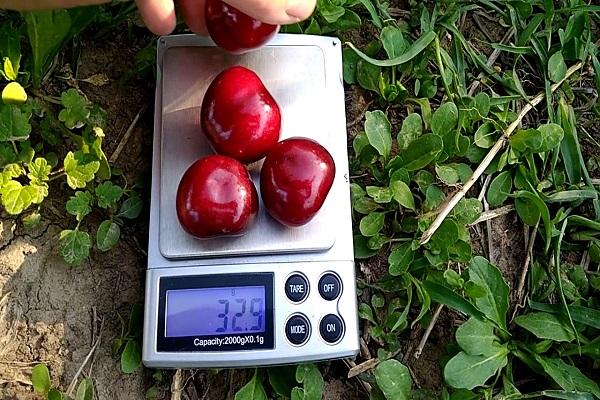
[135,0,176,35]
[223,0,316,25]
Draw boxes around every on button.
[320,314,344,343]
[285,314,310,345]
[318,273,341,300]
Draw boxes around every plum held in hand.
[201,66,281,164]
[176,155,259,239]
[205,0,279,54]
[260,138,335,227]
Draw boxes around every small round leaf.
[96,220,120,252]
[31,364,51,394]
[359,212,386,237]
[374,359,412,400]
[2,81,27,104]
[121,340,142,374]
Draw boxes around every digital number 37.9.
[216,298,262,332]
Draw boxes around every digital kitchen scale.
[142,34,359,368]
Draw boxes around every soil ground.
[0,28,153,400]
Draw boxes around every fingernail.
[285,0,316,21]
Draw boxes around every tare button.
[318,273,341,301]
[285,273,309,303]
[285,314,310,345]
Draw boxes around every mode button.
[285,314,310,345]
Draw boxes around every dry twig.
[420,62,583,245]
[414,304,444,359]
[477,175,492,202]
[0,377,32,386]
[109,105,147,163]
[347,347,403,379]
[484,197,494,264]
[171,369,184,400]
[0,292,18,360]
[387,7,411,17]
[477,173,494,263]
[348,358,379,379]
[88,307,102,377]
[472,14,496,43]
[67,316,104,396]
[516,221,539,305]
[344,359,372,393]
[468,28,515,96]
[346,100,374,129]
[359,337,371,360]
[581,250,591,272]
[0,361,43,365]
[469,205,515,226]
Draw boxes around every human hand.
[0,0,316,36]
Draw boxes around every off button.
[318,273,341,300]
[285,314,310,345]
[285,274,309,303]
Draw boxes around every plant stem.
[34,92,62,105]
[420,61,584,245]
[389,237,412,243]
[49,171,66,181]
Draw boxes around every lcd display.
[165,286,266,337]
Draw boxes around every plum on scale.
[201,66,281,165]
[176,155,259,239]
[260,138,335,227]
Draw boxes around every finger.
[224,0,316,25]
[178,0,208,35]
[0,0,107,10]
[135,0,177,35]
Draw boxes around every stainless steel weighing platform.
[143,34,359,368]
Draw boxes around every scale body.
[143,34,359,368]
